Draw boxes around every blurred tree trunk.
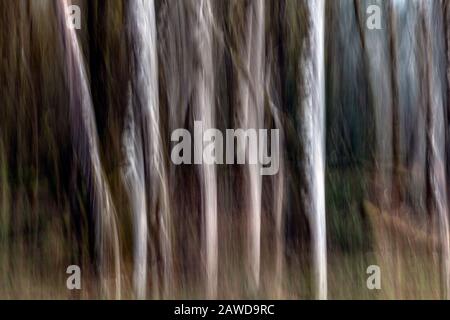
[388,1,402,207]
[266,0,286,298]
[421,1,450,299]
[443,0,450,215]
[441,0,450,299]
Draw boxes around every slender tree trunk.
[299,0,327,300]
[192,0,218,298]
[56,0,121,299]
[421,0,450,299]
[235,0,265,292]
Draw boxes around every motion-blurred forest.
[0,0,450,299]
